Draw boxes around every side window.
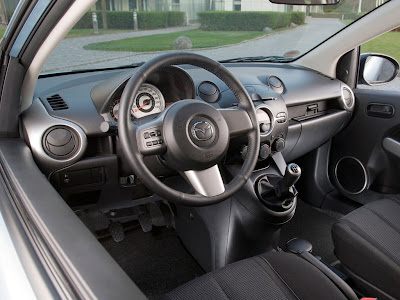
[358,27,400,91]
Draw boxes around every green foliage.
[137,11,168,29]
[167,11,186,27]
[197,11,293,31]
[290,12,305,25]
[362,31,400,63]
[74,11,185,30]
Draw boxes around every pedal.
[138,211,152,232]
[159,202,174,228]
[108,221,124,242]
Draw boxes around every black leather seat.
[332,197,400,299]
[160,251,350,300]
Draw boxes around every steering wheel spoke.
[135,118,166,156]
[218,107,253,137]
[184,165,225,197]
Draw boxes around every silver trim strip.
[184,165,225,196]
[0,210,37,300]
[383,137,400,158]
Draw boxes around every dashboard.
[22,62,354,200]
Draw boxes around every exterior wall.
[241,1,285,12]
[179,0,210,21]
[98,0,323,21]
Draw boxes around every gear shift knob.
[277,163,301,196]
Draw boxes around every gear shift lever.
[277,163,301,198]
[256,163,301,211]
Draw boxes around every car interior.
[0,0,400,299]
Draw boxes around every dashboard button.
[146,142,152,147]
[260,123,270,133]
[144,132,150,139]
[272,138,285,152]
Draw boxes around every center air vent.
[42,126,79,159]
[47,94,69,111]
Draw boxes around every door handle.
[366,103,395,118]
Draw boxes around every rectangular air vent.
[47,94,69,111]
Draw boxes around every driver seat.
[160,251,353,300]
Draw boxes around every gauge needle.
[134,100,149,113]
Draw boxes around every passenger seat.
[332,197,400,300]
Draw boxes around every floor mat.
[101,226,205,300]
[280,199,342,264]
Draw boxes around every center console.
[174,155,301,272]
[174,96,301,272]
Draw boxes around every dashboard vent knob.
[42,126,79,159]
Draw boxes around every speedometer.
[131,83,165,119]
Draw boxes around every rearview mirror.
[269,0,340,5]
[359,53,400,86]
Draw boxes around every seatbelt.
[298,251,359,300]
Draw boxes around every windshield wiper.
[219,56,293,63]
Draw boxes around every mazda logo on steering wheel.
[191,121,214,141]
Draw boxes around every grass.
[0,27,6,38]
[66,29,132,38]
[0,28,133,39]
[362,31,400,62]
[83,29,267,52]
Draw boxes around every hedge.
[290,12,305,25]
[197,11,299,31]
[74,11,185,30]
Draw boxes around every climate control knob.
[259,144,271,159]
[272,138,285,152]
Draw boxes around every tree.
[101,0,108,30]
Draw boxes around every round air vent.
[335,156,367,194]
[42,126,79,159]
[197,81,220,103]
[340,86,355,111]
[268,76,284,94]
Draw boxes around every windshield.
[38,0,389,73]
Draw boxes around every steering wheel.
[118,52,260,206]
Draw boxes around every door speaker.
[335,156,367,194]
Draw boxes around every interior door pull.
[366,103,395,118]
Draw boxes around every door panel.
[329,88,400,203]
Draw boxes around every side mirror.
[359,53,399,86]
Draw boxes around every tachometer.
[131,83,165,119]
[109,98,120,121]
